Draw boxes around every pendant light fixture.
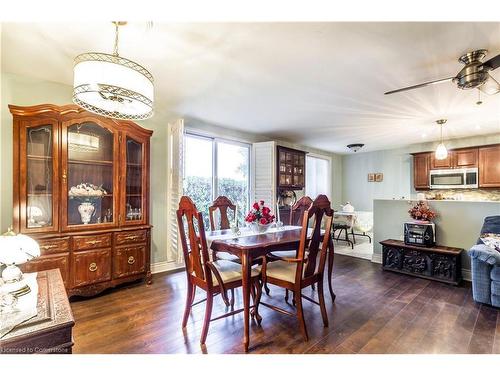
[73,22,154,120]
[435,119,448,160]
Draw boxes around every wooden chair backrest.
[209,196,236,231]
[289,196,313,226]
[177,196,212,284]
[296,195,333,281]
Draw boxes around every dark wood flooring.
[70,255,500,354]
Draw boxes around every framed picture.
[375,173,384,182]
[368,173,375,182]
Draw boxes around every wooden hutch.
[10,104,153,297]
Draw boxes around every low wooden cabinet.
[11,104,153,297]
[381,239,463,285]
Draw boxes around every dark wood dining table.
[208,226,335,352]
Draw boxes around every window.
[183,133,250,229]
[306,155,331,199]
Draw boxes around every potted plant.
[408,200,437,223]
[245,200,275,233]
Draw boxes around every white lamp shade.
[435,143,448,160]
[0,234,40,266]
[73,53,154,120]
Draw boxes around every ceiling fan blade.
[384,77,454,95]
[479,74,500,95]
[482,54,500,71]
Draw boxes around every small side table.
[380,239,463,285]
[0,269,75,354]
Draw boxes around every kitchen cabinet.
[454,148,478,168]
[479,144,500,188]
[413,152,431,190]
[430,151,454,169]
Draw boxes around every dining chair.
[209,195,236,231]
[177,196,263,345]
[261,194,333,341]
[208,196,241,263]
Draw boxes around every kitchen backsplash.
[422,189,500,202]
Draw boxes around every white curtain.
[167,119,184,264]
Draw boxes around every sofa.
[468,215,500,308]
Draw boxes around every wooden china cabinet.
[10,104,153,297]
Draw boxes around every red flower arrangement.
[408,201,437,222]
[245,200,275,225]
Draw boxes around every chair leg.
[264,282,270,296]
[295,287,308,341]
[230,288,235,311]
[182,281,195,328]
[351,228,356,244]
[317,280,328,327]
[200,292,214,345]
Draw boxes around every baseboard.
[371,253,382,264]
[151,261,183,274]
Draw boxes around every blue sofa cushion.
[491,266,500,282]
[469,244,500,266]
[492,280,500,297]
[476,216,500,245]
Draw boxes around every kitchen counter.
[376,198,500,203]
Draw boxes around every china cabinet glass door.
[123,136,146,225]
[62,119,118,229]
[21,120,59,232]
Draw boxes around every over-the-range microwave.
[429,168,478,189]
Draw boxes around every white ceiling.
[2,22,500,153]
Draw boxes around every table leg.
[241,252,251,352]
[327,237,336,302]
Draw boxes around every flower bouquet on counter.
[245,200,275,233]
[408,200,437,223]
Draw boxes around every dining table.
[206,225,335,352]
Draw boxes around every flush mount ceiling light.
[73,21,154,120]
[347,143,364,152]
[435,119,448,160]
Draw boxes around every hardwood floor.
[70,255,500,354]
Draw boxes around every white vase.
[78,202,95,224]
[249,222,273,234]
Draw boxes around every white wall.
[342,133,500,211]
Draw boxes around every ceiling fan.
[385,49,500,95]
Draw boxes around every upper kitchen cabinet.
[479,144,500,188]
[412,152,431,190]
[430,147,479,169]
[430,150,454,169]
[454,148,478,168]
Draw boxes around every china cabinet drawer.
[114,230,148,246]
[73,233,112,251]
[20,253,70,287]
[113,245,146,279]
[72,248,112,287]
[38,237,70,255]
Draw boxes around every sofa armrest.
[468,244,500,266]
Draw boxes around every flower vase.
[78,202,95,224]
[249,222,273,234]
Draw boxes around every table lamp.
[0,227,40,294]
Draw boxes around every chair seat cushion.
[215,252,240,262]
[491,266,500,282]
[266,260,301,284]
[270,250,297,258]
[211,260,260,285]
